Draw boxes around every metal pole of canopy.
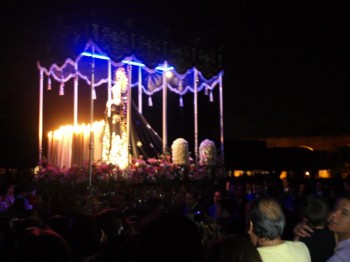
[74,63,78,125]
[193,68,199,165]
[162,61,168,155]
[107,60,111,117]
[88,46,95,188]
[127,63,132,169]
[38,68,44,167]
[138,66,142,113]
[219,72,224,162]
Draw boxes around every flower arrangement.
[34,154,226,194]
[171,138,189,165]
[199,139,217,166]
[33,140,226,214]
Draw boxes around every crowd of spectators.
[1,170,350,261]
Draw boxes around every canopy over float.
[37,39,224,174]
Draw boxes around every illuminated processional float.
[37,40,224,177]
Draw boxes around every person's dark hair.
[339,193,350,201]
[11,227,71,262]
[94,208,130,241]
[303,196,329,227]
[204,234,262,262]
[127,211,203,262]
[247,197,285,240]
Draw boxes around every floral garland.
[34,155,226,192]
[31,153,226,215]
[33,138,226,214]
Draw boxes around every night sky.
[1,1,349,167]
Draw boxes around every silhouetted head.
[11,227,71,262]
[94,208,131,243]
[247,197,286,240]
[128,211,203,262]
[204,234,262,262]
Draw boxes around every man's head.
[303,196,329,227]
[327,194,350,241]
[247,197,286,244]
[184,191,199,208]
[213,190,222,205]
[94,208,129,243]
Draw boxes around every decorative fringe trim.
[59,82,64,96]
[178,80,183,92]
[92,88,97,100]
[47,77,51,90]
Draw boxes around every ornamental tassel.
[178,80,183,92]
[59,82,64,96]
[209,91,214,102]
[47,77,52,90]
[205,87,209,96]
[179,96,183,107]
[92,87,97,100]
[147,77,153,91]
[148,96,153,107]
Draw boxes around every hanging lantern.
[147,76,153,91]
[92,87,97,100]
[179,96,183,107]
[148,96,153,107]
[210,91,214,102]
[178,80,183,92]
[59,81,64,96]
[47,77,52,90]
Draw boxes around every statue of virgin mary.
[101,67,163,169]
[102,68,129,168]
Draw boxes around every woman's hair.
[11,227,71,262]
[204,234,262,262]
[247,197,286,240]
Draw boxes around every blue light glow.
[122,60,145,67]
[155,66,174,71]
[81,52,110,60]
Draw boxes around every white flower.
[171,138,189,165]
[199,139,217,166]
